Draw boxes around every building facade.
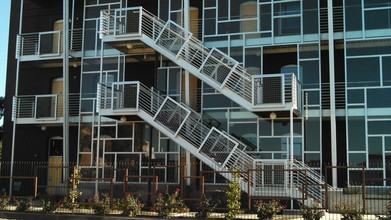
[3,0,391,198]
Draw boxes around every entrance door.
[52,78,63,117]
[48,137,63,195]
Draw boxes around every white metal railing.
[12,94,80,121]
[99,7,302,111]
[97,81,325,205]
[252,73,297,107]
[98,81,254,185]
[16,29,83,58]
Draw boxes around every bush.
[41,199,58,213]
[0,195,9,210]
[254,200,284,220]
[195,196,219,219]
[225,173,243,220]
[152,188,188,218]
[334,201,363,220]
[92,193,111,216]
[377,201,391,220]
[122,194,144,217]
[301,205,323,220]
[15,199,32,212]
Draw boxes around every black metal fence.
[0,161,390,219]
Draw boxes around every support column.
[63,0,70,171]
[328,0,338,188]
[10,0,24,196]
[183,0,191,185]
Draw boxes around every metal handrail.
[12,93,80,120]
[16,29,83,58]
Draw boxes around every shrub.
[15,199,31,212]
[41,199,58,213]
[195,196,219,219]
[152,188,188,218]
[301,205,323,220]
[122,194,144,217]
[0,195,9,210]
[64,168,82,212]
[225,172,243,220]
[92,193,111,216]
[254,200,284,220]
[334,201,363,220]
[377,201,391,220]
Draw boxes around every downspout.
[10,0,24,196]
[328,0,338,188]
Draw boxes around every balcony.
[12,94,80,124]
[252,73,301,114]
[16,29,83,62]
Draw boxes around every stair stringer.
[137,109,250,193]
[136,35,254,111]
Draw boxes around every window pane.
[367,88,391,108]
[368,121,391,135]
[383,56,391,85]
[305,115,320,151]
[365,9,391,30]
[347,89,364,104]
[348,117,366,151]
[347,57,380,87]
[345,0,363,31]
[368,137,383,167]
[349,153,366,166]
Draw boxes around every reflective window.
[367,88,391,108]
[347,57,380,87]
[345,0,363,31]
[368,137,383,167]
[347,89,364,104]
[347,117,366,151]
[368,121,391,135]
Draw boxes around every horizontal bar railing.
[16,29,83,58]
[12,93,80,120]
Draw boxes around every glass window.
[259,4,272,32]
[368,121,391,135]
[304,153,321,167]
[348,117,366,151]
[259,119,272,136]
[218,0,228,20]
[347,57,380,87]
[386,137,391,151]
[274,119,302,136]
[365,9,391,30]
[259,138,285,151]
[345,0,363,31]
[303,0,318,34]
[301,60,319,88]
[349,153,366,166]
[368,137,383,167]
[204,110,228,131]
[81,72,99,98]
[118,123,133,138]
[304,115,320,151]
[304,90,320,105]
[383,56,391,85]
[274,17,300,36]
[299,44,319,59]
[367,88,391,108]
[347,89,364,104]
[204,9,216,35]
[160,139,178,152]
[229,123,257,148]
[203,94,237,108]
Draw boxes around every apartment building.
[3,0,391,202]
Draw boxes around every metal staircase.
[99,7,301,113]
[97,81,327,206]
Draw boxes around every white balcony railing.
[16,29,83,58]
[12,94,80,122]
